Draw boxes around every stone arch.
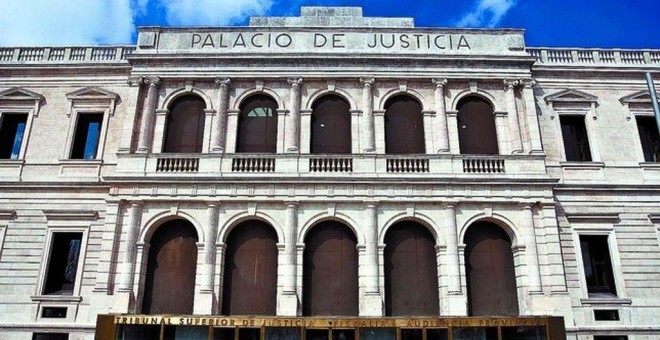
[139,210,205,244]
[305,88,358,110]
[232,87,285,111]
[379,213,440,245]
[218,212,284,245]
[459,213,520,246]
[160,86,214,111]
[377,88,430,111]
[299,212,364,245]
[451,90,500,112]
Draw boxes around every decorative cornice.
[43,210,99,221]
[565,213,620,223]
[0,210,16,221]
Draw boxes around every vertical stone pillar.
[443,205,461,294]
[202,204,219,292]
[521,205,543,293]
[520,78,544,154]
[136,76,161,153]
[361,201,382,316]
[494,111,509,155]
[212,78,231,153]
[279,202,299,316]
[118,76,143,153]
[360,77,375,153]
[504,79,523,154]
[117,202,142,292]
[432,78,450,153]
[286,77,302,152]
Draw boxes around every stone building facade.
[0,6,658,340]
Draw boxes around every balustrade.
[156,157,200,172]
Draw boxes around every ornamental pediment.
[619,90,660,104]
[544,89,598,104]
[0,87,44,102]
[66,87,119,101]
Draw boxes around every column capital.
[127,76,143,87]
[503,78,519,89]
[144,76,161,87]
[363,200,379,208]
[287,77,303,86]
[284,201,299,208]
[432,78,448,87]
[215,77,231,88]
[360,76,375,87]
[519,77,536,88]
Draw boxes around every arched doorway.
[303,221,358,316]
[384,95,425,154]
[163,95,206,153]
[310,94,351,153]
[464,221,519,316]
[457,96,499,155]
[221,220,278,315]
[236,94,279,153]
[384,221,439,316]
[142,219,198,314]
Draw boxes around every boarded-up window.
[636,116,660,162]
[385,95,425,154]
[237,95,278,153]
[303,221,358,316]
[385,221,439,316]
[163,95,206,153]
[311,95,351,154]
[457,96,498,155]
[464,222,518,316]
[560,115,592,161]
[222,220,278,315]
[142,220,198,315]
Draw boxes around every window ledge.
[58,159,103,165]
[580,297,632,306]
[560,161,605,170]
[30,295,82,303]
[0,159,25,165]
[640,162,660,169]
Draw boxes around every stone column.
[504,79,523,154]
[279,202,299,316]
[118,76,143,153]
[212,78,231,153]
[360,77,375,153]
[521,205,543,293]
[136,76,160,153]
[520,78,544,154]
[286,77,302,152]
[494,111,509,155]
[117,202,142,292]
[202,204,219,292]
[443,205,461,294]
[432,78,450,153]
[361,201,382,316]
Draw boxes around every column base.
[194,290,216,315]
[210,147,224,153]
[442,293,467,316]
[113,290,135,314]
[278,291,299,316]
[359,291,383,317]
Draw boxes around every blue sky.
[1,0,658,48]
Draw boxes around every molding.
[544,89,598,105]
[620,89,660,104]
[565,213,620,223]
[0,87,44,102]
[0,210,16,220]
[43,210,99,221]
[30,295,83,303]
[579,297,632,306]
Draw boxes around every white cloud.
[0,0,136,46]
[457,0,518,27]
[158,0,273,26]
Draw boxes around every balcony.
[111,153,548,180]
[0,46,135,64]
[527,48,660,66]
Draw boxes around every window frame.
[558,113,593,162]
[631,112,659,163]
[63,108,110,161]
[0,88,43,161]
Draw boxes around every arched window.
[303,221,358,316]
[385,221,439,316]
[464,221,518,316]
[236,95,278,153]
[142,219,198,314]
[385,95,425,154]
[163,95,206,153]
[311,95,351,153]
[222,220,278,316]
[457,96,499,155]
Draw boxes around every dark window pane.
[580,235,617,297]
[401,329,423,340]
[501,326,547,340]
[427,329,449,340]
[213,328,235,340]
[594,309,620,321]
[593,337,628,340]
[384,95,425,154]
[44,233,82,295]
[163,95,206,153]
[239,328,260,340]
[636,116,660,162]
[71,113,103,159]
[359,328,396,340]
[311,95,351,154]
[332,329,354,340]
[305,329,328,340]
[265,327,301,340]
[237,95,278,153]
[457,96,498,155]
[0,113,28,159]
[32,333,69,340]
[560,115,592,161]
[118,325,160,340]
[452,327,498,340]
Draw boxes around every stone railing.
[386,157,430,173]
[528,48,660,65]
[462,156,505,174]
[309,156,353,172]
[231,156,276,172]
[156,156,200,172]
[0,46,135,63]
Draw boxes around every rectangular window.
[561,115,592,161]
[43,232,83,295]
[636,116,660,162]
[70,113,103,159]
[32,333,69,340]
[579,235,617,298]
[0,113,28,159]
[593,336,628,340]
